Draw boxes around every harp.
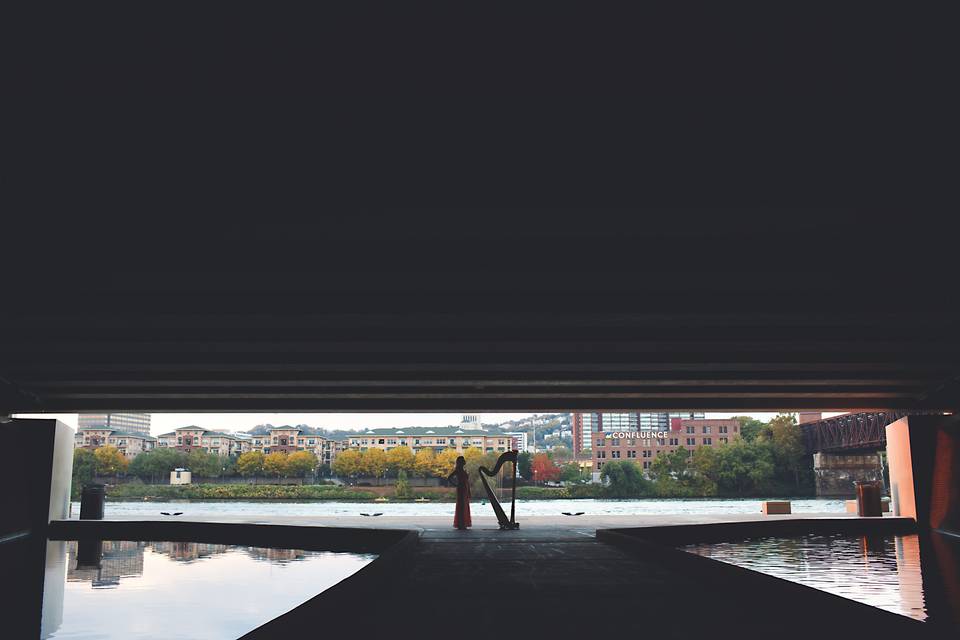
[478,449,520,530]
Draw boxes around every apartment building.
[74,427,157,459]
[155,426,251,457]
[244,426,346,466]
[347,426,514,455]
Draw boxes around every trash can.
[79,484,105,520]
[855,481,882,517]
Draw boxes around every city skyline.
[16,411,844,437]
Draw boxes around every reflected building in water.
[66,540,146,587]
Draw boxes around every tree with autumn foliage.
[286,450,318,478]
[434,448,460,478]
[414,447,436,479]
[331,449,363,479]
[362,448,388,482]
[530,452,560,484]
[263,451,289,479]
[94,445,128,477]
[385,445,416,476]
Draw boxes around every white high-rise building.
[78,413,152,436]
[459,414,484,431]
[503,431,530,453]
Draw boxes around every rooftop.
[352,426,513,437]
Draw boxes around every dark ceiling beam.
[14,397,937,413]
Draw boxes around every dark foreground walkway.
[249,524,941,640]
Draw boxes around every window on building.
[703,437,712,445]
[703,426,712,434]
[686,426,695,434]
[627,450,637,458]
[669,437,679,446]
[436,438,445,445]
[719,437,728,444]
[686,438,696,446]
[177,437,182,444]
[643,461,650,469]
[596,439,605,448]
[657,438,665,446]
[719,426,728,434]
[612,450,621,459]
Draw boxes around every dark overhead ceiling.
[2,214,958,414]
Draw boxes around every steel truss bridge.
[800,410,923,454]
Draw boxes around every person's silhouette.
[448,455,472,530]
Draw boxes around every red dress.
[453,467,472,529]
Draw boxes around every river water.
[73,498,846,518]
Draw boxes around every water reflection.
[63,540,316,588]
[43,540,376,639]
[684,532,960,625]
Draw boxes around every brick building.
[572,411,706,455]
[592,417,740,475]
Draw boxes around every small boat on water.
[374,497,389,502]
[414,497,429,502]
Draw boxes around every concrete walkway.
[248,519,934,640]
[83,511,862,532]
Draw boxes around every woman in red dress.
[448,455,472,530]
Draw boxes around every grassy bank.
[94,482,817,502]
[104,484,381,501]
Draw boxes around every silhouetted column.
[886,414,960,532]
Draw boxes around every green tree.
[237,450,265,481]
[549,445,573,462]
[517,451,532,480]
[734,416,767,443]
[72,448,97,488]
[710,439,776,494]
[649,447,715,496]
[766,413,806,489]
[186,449,221,477]
[287,450,318,478]
[395,469,411,498]
[559,462,583,483]
[264,451,289,480]
[465,451,499,496]
[94,446,128,477]
[600,460,650,498]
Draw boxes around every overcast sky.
[14,411,846,436]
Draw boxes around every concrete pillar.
[812,452,884,497]
[0,418,74,538]
[886,414,960,532]
[0,419,74,639]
